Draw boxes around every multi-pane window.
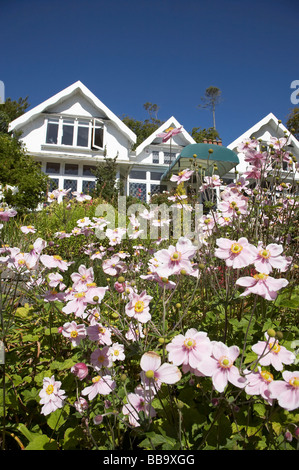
[129,170,147,180]
[83,165,96,176]
[46,119,59,144]
[48,178,59,192]
[62,119,74,146]
[150,172,164,181]
[163,152,176,164]
[64,179,77,193]
[46,162,60,174]
[82,180,96,194]
[77,121,89,147]
[129,182,147,202]
[65,163,78,175]
[151,184,167,195]
[45,117,104,149]
[152,151,159,164]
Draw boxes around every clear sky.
[1,0,298,146]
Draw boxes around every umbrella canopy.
[161,143,239,180]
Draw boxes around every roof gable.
[228,112,299,154]
[135,116,196,155]
[8,80,136,144]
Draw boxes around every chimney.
[203,138,208,143]
[217,140,222,146]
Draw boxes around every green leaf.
[25,434,58,450]
[17,423,42,443]
[275,285,299,309]
[46,405,69,430]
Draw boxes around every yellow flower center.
[289,377,299,388]
[74,292,86,299]
[145,370,155,379]
[231,243,243,254]
[253,273,268,280]
[259,249,270,259]
[92,376,101,383]
[53,255,62,261]
[98,326,106,334]
[114,350,119,356]
[269,342,281,354]
[219,356,233,369]
[70,330,78,338]
[46,384,54,395]
[260,370,273,382]
[134,301,145,313]
[171,251,181,261]
[184,338,195,350]
[86,282,96,287]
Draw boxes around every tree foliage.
[93,155,121,204]
[0,134,48,212]
[191,126,221,143]
[286,107,299,139]
[198,86,222,129]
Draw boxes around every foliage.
[0,96,30,135]
[0,133,298,451]
[191,126,221,143]
[198,86,222,129]
[286,107,299,140]
[0,133,48,212]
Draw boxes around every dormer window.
[45,116,104,149]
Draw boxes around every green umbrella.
[161,143,239,180]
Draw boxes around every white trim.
[227,112,299,153]
[135,116,196,156]
[8,80,137,144]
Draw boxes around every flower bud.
[71,362,89,380]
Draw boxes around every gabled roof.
[135,116,196,155]
[8,80,137,144]
[227,112,299,153]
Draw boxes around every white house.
[8,82,299,204]
[227,112,299,179]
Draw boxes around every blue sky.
[1,0,298,145]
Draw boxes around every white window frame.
[44,116,104,150]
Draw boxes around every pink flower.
[251,333,295,371]
[109,343,125,362]
[90,346,113,370]
[24,237,47,269]
[125,291,153,324]
[62,290,89,318]
[0,207,17,222]
[125,322,145,342]
[81,375,116,400]
[74,397,89,413]
[157,126,183,142]
[71,265,94,290]
[71,363,89,380]
[72,191,92,202]
[61,321,86,346]
[236,273,289,301]
[20,225,36,234]
[244,149,267,168]
[252,242,288,274]
[102,255,126,276]
[196,342,247,393]
[215,237,256,269]
[40,254,72,272]
[39,375,66,416]
[170,169,194,185]
[86,320,112,345]
[154,237,197,277]
[268,370,299,411]
[244,367,274,405]
[218,195,248,217]
[166,328,212,369]
[122,388,156,427]
[140,351,181,389]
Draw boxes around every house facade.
[8,82,299,203]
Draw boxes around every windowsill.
[41,144,103,154]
